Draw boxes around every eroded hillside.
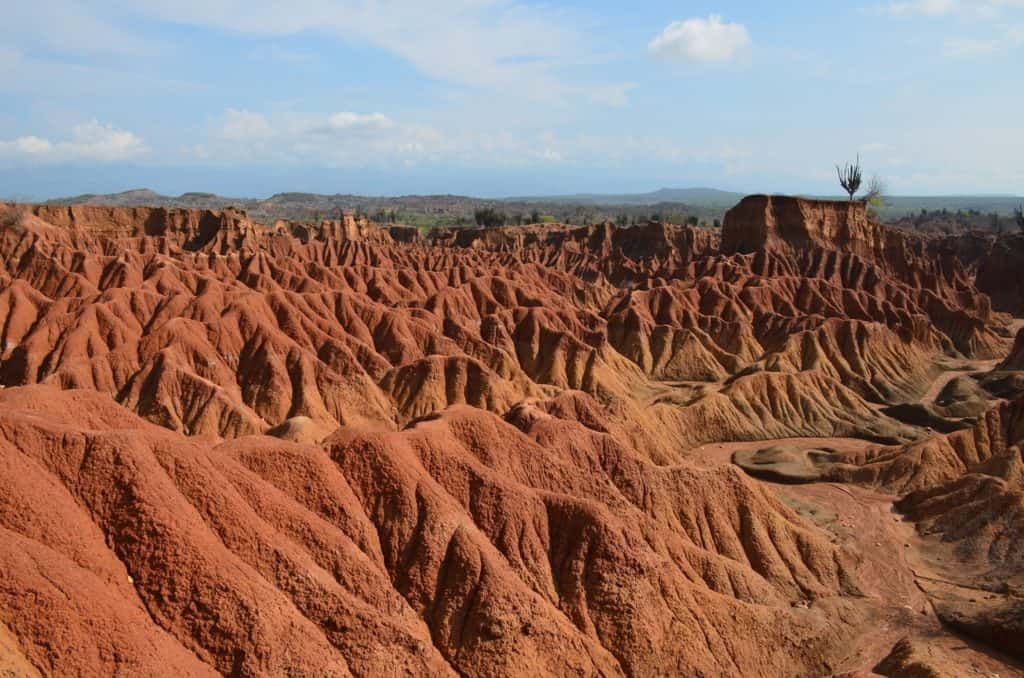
[1,196,1023,676]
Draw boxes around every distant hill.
[28,187,1023,227]
[35,188,727,228]
[872,195,1023,219]
[506,187,746,208]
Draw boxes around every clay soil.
[1,196,1023,676]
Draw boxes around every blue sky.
[1,0,1022,199]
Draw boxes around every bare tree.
[862,175,887,220]
[1016,205,1024,234]
[836,155,863,201]
[864,175,887,205]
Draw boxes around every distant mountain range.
[513,188,1023,216]
[506,188,747,208]
[27,187,1024,226]
[33,187,734,227]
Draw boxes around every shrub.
[0,207,25,235]
[473,208,507,229]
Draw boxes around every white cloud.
[875,0,1024,59]
[0,120,148,164]
[0,0,159,56]
[649,15,751,64]
[324,113,394,133]
[0,47,197,98]
[116,1,630,107]
[207,109,696,168]
[218,111,397,144]
[211,109,443,165]
[220,109,274,141]
[883,0,958,16]
[879,0,1024,16]
[10,137,54,155]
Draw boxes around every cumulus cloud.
[206,109,600,168]
[323,113,394,133]
[0,120,147,164]
[649,15,751,64]
[212,109,440,165]
[218,110,397,143]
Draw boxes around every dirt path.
[923,358,1001,404]
[686,436,874,469]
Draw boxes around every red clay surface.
[0,195,1022,676]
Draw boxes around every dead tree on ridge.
[836,155,863,201]
[864,175,886,205]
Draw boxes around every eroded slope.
[0,196,1019,676]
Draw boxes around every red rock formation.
[0,197,1021,675]
[722,195,882,256]
[0,385,875,676]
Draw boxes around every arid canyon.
[1,196,1023,677]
